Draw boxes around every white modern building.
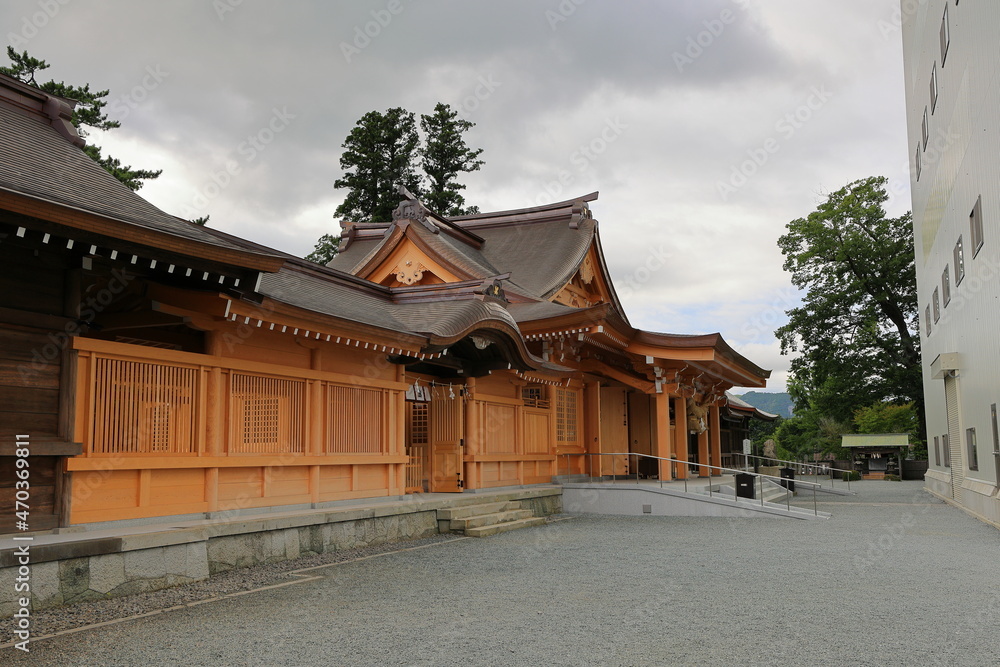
[902,0,1000,525]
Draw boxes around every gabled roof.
[841,434,911,448]
[330,192,611,306]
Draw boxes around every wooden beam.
[580,359,655,394]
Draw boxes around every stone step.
[450,509,535,531]
[437,501,520,521]
[465,516,547,538]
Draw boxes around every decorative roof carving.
[579,255,595,285]
[394,259,426,285]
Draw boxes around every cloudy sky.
[3,0,912,392]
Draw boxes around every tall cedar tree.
[304,233,341,265]
[775,176,922,437]
[420,103,484,216]
[333,107,422,224]
[2,47,162,191]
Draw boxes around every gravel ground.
[5,480,1000,666]
[0,533,464,646]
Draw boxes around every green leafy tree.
[775,176,922,436]
[854,401,926,459]
[420,103,484,216]
[333,107,422,224]
[775,411,852,461]
[305,233,341,265]
[2,47,162,191]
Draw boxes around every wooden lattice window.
[92,357,196,455]
[522,385,550,409]
[408,402,429,445]
[145,402,173,452]
[229,373,305,454]
[406,402,429,492]
[327,385,386,454]
[555,388,579,444]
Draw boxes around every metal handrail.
[566,451,821,517]
[739,453,852,491]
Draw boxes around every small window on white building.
[915,145,922,181]
[954,236,965,284]
[922,107,929,150]
[940,5,950,66]
[966,427,978,471]
[930,63,939,113]
[943,434,951,467]
[925,305,932,336]
[970,195,984,257]
[942,265,951,306]
[932,287,941,323]
[933,436,941,467]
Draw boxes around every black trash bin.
[735,473,755,499]
[779,467,795,493]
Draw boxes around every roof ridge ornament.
[568,200,592,229]
[392,185,438,233]
[474,275,510,306]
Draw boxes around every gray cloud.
[1,0,909,392]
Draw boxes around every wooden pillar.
[654,391,672,481]
[673,395,687,479]
[205,329,224,356]
[464,377,479,490]
[698,429,710,477]
[308,380,324,455]
[584,381,602,477]
[709,405,722,476]
[206,368,224,455]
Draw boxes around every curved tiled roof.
[474,218,595,300]
[0,98,270,260]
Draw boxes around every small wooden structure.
[0,71,772,533]
[841,434,911,480]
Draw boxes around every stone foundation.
[0,487,561,618]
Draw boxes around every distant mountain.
[733,391,794,418]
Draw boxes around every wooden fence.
[67,338,406,524]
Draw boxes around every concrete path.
[7,480,1000,666]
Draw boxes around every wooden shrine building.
[0,72,770,533]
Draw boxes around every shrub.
[885,474,901,482]
[842,470,861,482]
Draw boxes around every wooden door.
[430,395,465,492]
[628,392,656,477]
[600,387,628,476]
